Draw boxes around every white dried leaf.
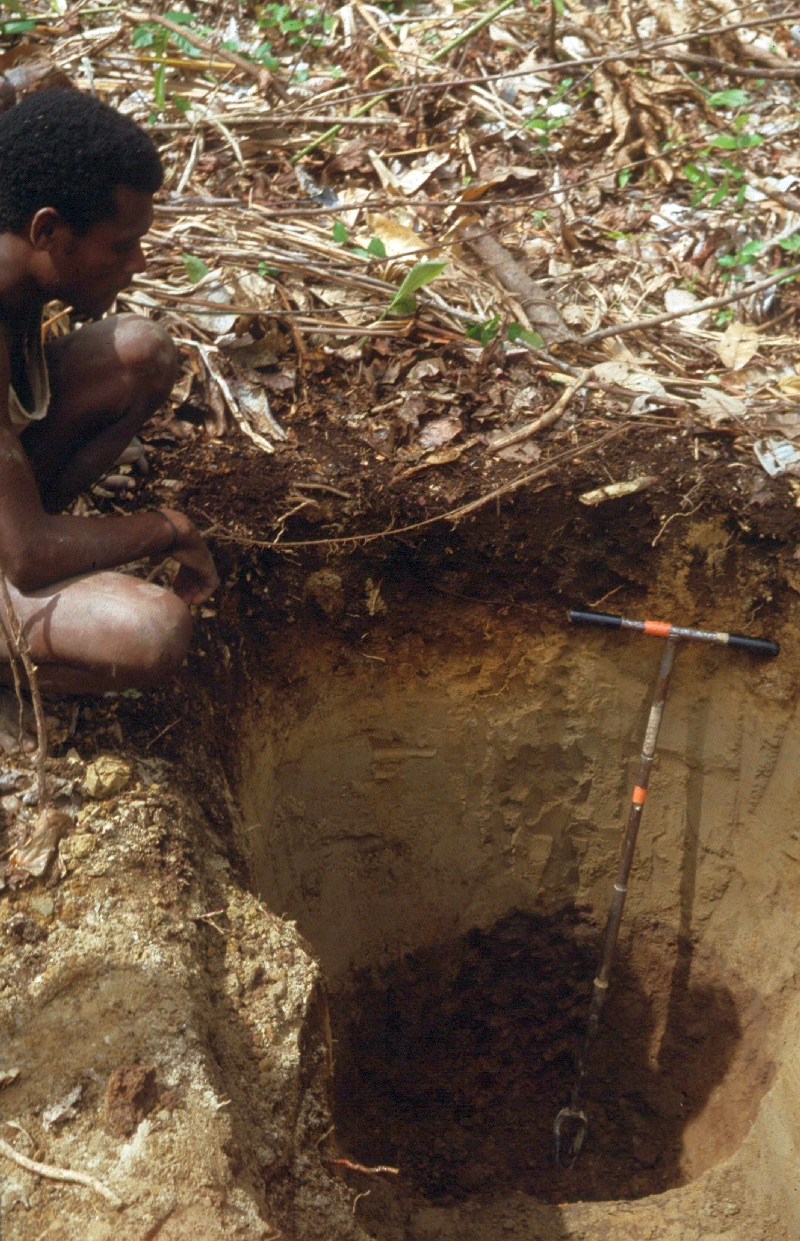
[394,152,450,195]
[754,436,800,477]
[43,1084,83,1130]
[407,358,444,383]
[664,288,708,331]
[365,578,386,616]
[778,374,800,399]
[227,375,287,444]
[693,388,748,426]
[717,321,760,370]
[417,415,461,451]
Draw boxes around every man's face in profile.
[51,186,153,317]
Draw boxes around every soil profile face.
[236,594,797,1230]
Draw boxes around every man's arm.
[0,341,218,603]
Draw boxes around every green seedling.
[507,322,545,349]
[182,253,210,283]
[258,2,334,50]
[523,77,574,147]
[332,220,387,260]
[717,239,763,272]
[465,314,501,346]
[387,260,447,316]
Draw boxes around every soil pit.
[237,611,797,1230]
[330,911,761,1205]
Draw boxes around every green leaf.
[387,260,446,313]
[710,132,762,150]
[153,63,166,110]
[618,167,631,188]
[132,22,156,47]
[709,174,730,208]
[172,94,190,115]
[740,239,763,261]
[779,235,800,253]
[465,314,500,345]
[389,294,417,317]
[708,89,748,108]
[170,32,203,56]
[507,322,545,349]
[2,17,36,31]
[367,236,387,257]
[257,261,279,278]
[332,219,348,244]
[252,41,279,68]
[182,253,210,283]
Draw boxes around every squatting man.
[0,88,218,715]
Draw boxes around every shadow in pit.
[330,906,743,1210]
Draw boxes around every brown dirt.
[331,910,770,1208]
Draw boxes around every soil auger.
[553,608,780,1169]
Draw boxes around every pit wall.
[237,612,800,1238]
[239,620,800,997]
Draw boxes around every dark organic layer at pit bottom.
[331,909,762,1206]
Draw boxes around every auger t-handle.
[569,609,779,658]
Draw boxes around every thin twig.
[582,263,800,344]
[430,0,517,61]
[0,1135,124,1210]
[490,369,592,452]
[668,49,800,80]
[0,574,48,809]
[331,1157,399,1175]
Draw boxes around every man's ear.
[29,207,69,252]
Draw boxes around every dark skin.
[0,185,219,693]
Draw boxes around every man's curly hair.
[0,88,163,235]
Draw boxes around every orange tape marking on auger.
[643,620,672,638]
[632,786,647,805]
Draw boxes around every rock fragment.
[84,755,132,800]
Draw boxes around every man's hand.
[159,508,219,605]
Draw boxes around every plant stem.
[431,0,517,61]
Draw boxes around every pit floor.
[331,909,771,1208]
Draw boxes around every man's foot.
[95,435,150,496]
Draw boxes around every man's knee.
[112,315,178,407]
[126,590,192,686]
